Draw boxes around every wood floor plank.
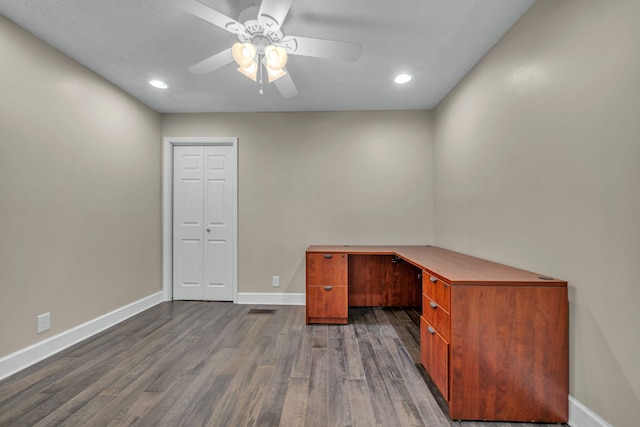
[227,365,274,426]
[358,337,400,426]
[341,323,366,380]
[152,348,237,426]
[291,333,314,379]
[171,375,233,427]
[304,347,328,427]
[279,377,309,427]
[57,395,115,427]
[13,355,121,426]
[255,331,301,425]
[345,379,377,427]
[351,308,370,339]
[327,336,350,426]
[0,303,567,427]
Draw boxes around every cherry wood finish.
[306,286,348,324]
[307,253,348,286]
[306,245,569,423]
[348,255,386,306]
[421,317,449,401]
[348,255,421,307]
[309,245,566,286]
[384,258,421,306]
[306,253,348,324]
[423,274,451,312]
[449,285,569,422]
[422,294,450,341]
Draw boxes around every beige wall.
[162,111,434,294]
[5,1,634,423]
[0,16,162,357]
[434,1,640,426]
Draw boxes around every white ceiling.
[0,0,535,113]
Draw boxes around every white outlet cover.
[272,276,280,287]
[37,312,51,333]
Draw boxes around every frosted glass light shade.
[237,61,258,81]
[266,66,287,82]
[232,43,256,68]
[265,45,287,70]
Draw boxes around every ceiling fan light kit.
[267,67,287,83]
[182,0,362,97]
[232,42,256,68]
[237,61,259,82]
[232,42,288,83]
[265,45,287,70]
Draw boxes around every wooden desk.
[305,245,568,423]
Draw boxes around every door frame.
[162,137,238,302]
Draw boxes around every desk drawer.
[421,316,449,401]
[423,273,451,312]
[307,253,348,286]
[307,285,348,320]
[422,294,450,341]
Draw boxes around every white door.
[173,145,236,301]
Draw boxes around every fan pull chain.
[259,54,264,95]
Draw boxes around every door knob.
[206,228,210,232]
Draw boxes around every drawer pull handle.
[427,326,436,334]
[324,254,333,259]
[429,276,437,282]
[429,301,438,309]
[324,286,333,291]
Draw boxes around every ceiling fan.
[180,0,362,97]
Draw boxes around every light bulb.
[149,80,168,89]
[394,74,412,84]
[264,46,287,71]
[232,43,256,68]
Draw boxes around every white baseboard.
[569,395,613,427]
[237,292,305,305]
[0,291,164,381]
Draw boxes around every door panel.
[182,179,203,224]
[173,147,204,300]
[203,145,234,300]
[181,240,202,285]
[173,144,236,301]
[204,239,233,299]
[206,180,226,225]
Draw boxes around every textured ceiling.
[0,0,535,113]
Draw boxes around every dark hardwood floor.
[0,302,566,426]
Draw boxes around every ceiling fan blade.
[274,70,298,98]
[258,0,293,31]
[188,48,234,75]
[278,36,362,62]
[180,0,246,35]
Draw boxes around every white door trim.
[162,137,238,303]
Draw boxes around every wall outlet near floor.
[272,275,280,287]
[37,312,51,333]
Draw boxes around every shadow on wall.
[569,286,639,427]
[289,254,306,294]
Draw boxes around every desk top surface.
[306,245,566,286]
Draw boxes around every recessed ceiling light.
[394,74,412,84]
[149,79,168,89]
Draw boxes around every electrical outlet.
[272,275,280,287]
[37,312,51,333]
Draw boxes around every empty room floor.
[0,302,566,426]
